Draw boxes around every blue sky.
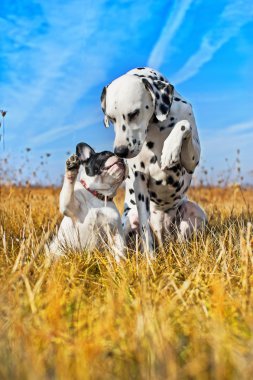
[1,0,253,184]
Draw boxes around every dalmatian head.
[101,72,174,159]
[76,142,126,196]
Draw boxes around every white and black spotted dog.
[48,142,126,262]
[101,67,207,255]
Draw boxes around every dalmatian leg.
[122,175,140,239]
[176,200,207,241]
[122,206,139,234]
[149,208,164,248]
[60,154,81,218]
[133,173,154,256]
[161,120,192,170]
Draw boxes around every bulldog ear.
[142,78,174,122]
[76,142,95,163]
[101,86,110,128]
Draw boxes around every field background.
[0,185,253,380]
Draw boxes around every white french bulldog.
[48,142,127,262]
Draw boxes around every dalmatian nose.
[114,145,129,158]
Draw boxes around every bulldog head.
[76,142,127,197]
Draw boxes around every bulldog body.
[48,143,126,262]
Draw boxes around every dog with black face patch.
[48,142,127,262]
[101,67,207,256]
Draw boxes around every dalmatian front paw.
[161,144,181,170]
[66,154,80,181]
[161,120,191,170]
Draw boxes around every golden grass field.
[0,185,253,380]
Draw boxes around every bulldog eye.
[128,109,140,122]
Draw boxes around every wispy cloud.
[226,120,253,133]
[147,0,194,68]
[171,0,253,84]
[30,113,101,146]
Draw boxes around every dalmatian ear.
[76,142,95,163]
[100,86,110,128]
[142,78,174,122]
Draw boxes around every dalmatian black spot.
[137,67,145,70]
[181,125,186,131]
[174,97,181,101]
[170,117,175,121]
[141,174,145,181]
[129,188,134,194]
[123,115,125,120]
[176,181,184,192]
[171,164,181,173]
[162,93,170,105]
[192,156,195,160]
[134,172,138,177]
[145,197,150,212]
[150,191,157,198]
[122,125,126,132]
[156,180,162,185]
[160,103,168,115]
[133,139,137,144]
[160,127,165,131]
[182,100,187,104]
[150,155,157,164]
[130,199,136,205]
[152,115,159,123]
[147,141,154,149]
[168,123,174,128]
[141,161,145,169]
[166,176,174,185]
[133,164,136,169]
[145,105,149,109]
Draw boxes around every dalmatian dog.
[101,67,206,255]
[47,142,127,262]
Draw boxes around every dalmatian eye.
[128,109,140,122]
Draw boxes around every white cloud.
[30,113,101,146]
[147,0,194,68]
[171,0,253,84]
[225,120,253,133]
